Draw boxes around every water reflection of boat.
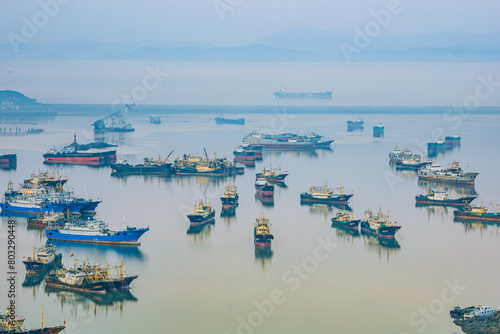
[45,285,137,306]
[255,248,273,259]
[48,240,146,259]
[220,207,236,217]
[22,267,60,287]
[255,193,274,207]
[300,201,352,212]
[361,233,400,262]
[186,221,215,242]
[452,218,496,234]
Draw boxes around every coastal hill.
[0,30,499,62]
[0,90,39,106]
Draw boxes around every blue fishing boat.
[45,216,149,245]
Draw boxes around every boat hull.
[45,228,149,245]
[274,91,332,99]
[45,275,108,294]
[417,171,479,185]
[453,211,500,222]
[187,210,216,226]
[331,218,360,230]
[0,202,66,214]
[300,193,353,204]
[415,195,476,207]
[215,117,245,125]
[254,235,273,250]
[23,254,62,275]
[360,221,401,239]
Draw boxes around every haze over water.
[1,95,500,333]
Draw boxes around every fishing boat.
[45,216,149,245]
[450,306,476,318]
[240,143,262,159]
[254,214,274,250]
[454,202,500,222]
[27,212,65,228]
[215,115,245,125]
[187,201,215,226]
[233,147,256,161]
[373,124,384,137]
[417,161,479,185]
[331,209,360,230]
[255,178,274,197]
[45,267,108,294]
[150,115,161,124]
[111,151,174,175]
[464,305,496,319]
[0,153,17,164]
[0,305,65,334]
[347,119,364,131]
[300,183,353,204]
[395,154,431,170]
[220,184,239,210]
[427,139,445,155]
[389,145,413,163]
[22,244,62,275]
[242,132,333,150]
[415,190,476,207]
[445,134,461,148]
[361,209,401,239]
[256,166,288,182]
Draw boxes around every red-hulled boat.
[254,214,274,250]
[43,135,117,165]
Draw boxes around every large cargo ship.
[360,209,401,239]
[417,161,479,185]
[242,132,333,150]
[43,135,117,165]
[274,88,332,99]
[45,217,149,245]
[111,152,174,175]
[215,115,245,124]
[254,214,274,250]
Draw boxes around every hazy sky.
[1,0,499,46]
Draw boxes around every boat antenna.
[123,212,127,229]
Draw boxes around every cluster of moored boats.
[389,144,499,223]
[183,164,402,250]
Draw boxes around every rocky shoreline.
[454,311,500,334]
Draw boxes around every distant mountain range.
[0,30,499,62]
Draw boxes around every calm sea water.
[1,108,500,333]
